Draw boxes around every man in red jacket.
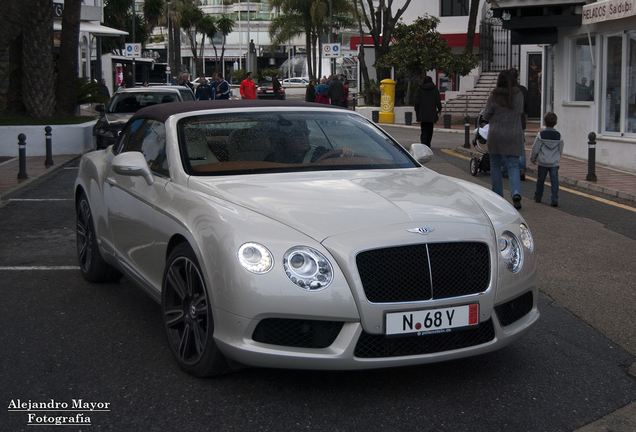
[240,72,256,99]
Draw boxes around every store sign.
[582,0,636,24]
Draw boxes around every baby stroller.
[469,112,490,176]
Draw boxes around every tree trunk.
[22,0,55,118]
[7,37,24,113]
[465,0,480,53]
[55,0,82,116]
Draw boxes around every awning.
[53,20,129,36]
[582,0,636,25]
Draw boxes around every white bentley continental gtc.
[75,100,539,377]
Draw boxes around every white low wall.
[0,121,96,157]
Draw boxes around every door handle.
[106,177,117,186]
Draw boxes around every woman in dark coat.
[414,76,442,147]
[305,79,316,103]
[483,70,525,209]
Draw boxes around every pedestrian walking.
[531,112,564,207]
[413,76,442,147]
[215,73,231,100]
[99,79,110,99]
[273,73,282,99]
[305,79,316,103]
[315,78,329,104]
[181,73,194,92]
[328,75,344,106]
[124,71,134,88]
[240,72,256,99]
[501,67,529,180]
[341,78,349,108]
[483,70,525,209]
[195,77,212,100]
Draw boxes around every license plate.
[385,304,479,336]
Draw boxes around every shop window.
[441,0,468,17]
[604,35,622,132]
[571,36,595,102]
[600,32,636,135]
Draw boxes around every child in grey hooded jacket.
[530,112,564,206]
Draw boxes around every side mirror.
[96,104,105,114]
[410,143,434,165]
[111,151,155,185]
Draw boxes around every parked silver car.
[93,87,193,149]
[75,100,539,377]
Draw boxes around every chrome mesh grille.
[356,242,490,303]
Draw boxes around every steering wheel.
[314,149,344,163]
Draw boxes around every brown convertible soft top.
[129,99,343,123]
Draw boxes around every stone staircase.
[441,72,500,124]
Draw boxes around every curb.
[453,146,636,204]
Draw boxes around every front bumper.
[212,287,539,370]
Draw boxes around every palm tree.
[179,2,205,76]
[21,0,56,118]
[144,0,165,31]
[198,15,217,76]
[269,0,353,81]
[216,15,235,75]
[55,0,82,116]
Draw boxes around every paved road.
[1,127,635,431]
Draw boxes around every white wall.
[0,122,96,157]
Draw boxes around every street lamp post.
[132,0,135,86]
[167,2,171,83]
[329,0,333,76]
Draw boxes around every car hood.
[190,169,502,241]
[102,112,133,128]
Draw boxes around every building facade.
[492,0,636,174]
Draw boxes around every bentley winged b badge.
[406,227,435,235]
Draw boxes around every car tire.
[76,192,123,282]
[162,243,230,377]
[470,157,478,176]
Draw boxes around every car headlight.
[238,243,273,274]
[519,223,534,252]
[96,128,116,137]
[499,231,522,272]
[283,246,333,290]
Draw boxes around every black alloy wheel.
[162,244,230,377]
[76,193,122,282]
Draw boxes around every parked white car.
[282,77,309,86]
[75,100,539,377]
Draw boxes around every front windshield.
[178,110,418,175]
[107,92,180,113]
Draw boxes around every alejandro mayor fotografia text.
[7,399,111,426]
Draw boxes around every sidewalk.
[429,121,636,204]
[1,123,635,204]
[0,154,80,200]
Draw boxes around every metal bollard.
[464,115,471,148]
[45,126,54,166]
[352,93,356,111]
[405,111,413,126]
[372,110,379,123]
[586,132,597,182]
[17,134,28,179]
[443,113,452,129]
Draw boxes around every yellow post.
[379,78,396,124]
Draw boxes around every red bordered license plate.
[385,304,479,336]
